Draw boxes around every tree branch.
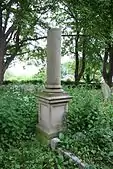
[3,0,13,33]
[4,28,20,71]
[98,53,103,62]
[21,34,88,44]
[6,31,14,45]
[62,34,88,37]
[60,1,76,20]
[5,24,15,40]
[6,51,28,56]
[3,11,11,33]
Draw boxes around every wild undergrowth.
[0,84,113,169]
[0,85,36,149]
[59,86,113,169]
[0,84,76,169]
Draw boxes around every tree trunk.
[102,47,109,82]
[74,33,79,84]
[108,45,113,87]
[0,5,4,84]
[102,44,113,87]
[0,46,4,85]
[77,37,86,83]
[0,5,21,85]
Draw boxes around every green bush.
[60,87,113,168]
[66,88,101,132]
[32,69,46,82]
[0,86,36,149]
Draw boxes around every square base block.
[37,92,71,144]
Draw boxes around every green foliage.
[33,69,46,82]
[0,84,77,169]
[61,61,75,78]
[0,140,78,169]
[51,0,113,84]
[60,87,113,168]
[0,0,55,84]
[0,86,36,149]
[66,87,102,132]
[0,84,113,169]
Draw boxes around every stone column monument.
[36,28,71,144]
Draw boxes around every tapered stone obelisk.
[37,28,71,144]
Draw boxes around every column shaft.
[46,28,61,90]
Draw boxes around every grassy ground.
[0,84,113,169]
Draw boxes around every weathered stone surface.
[45,28,62,92]
[37,92,71,142]
[100,77,111,100]
[37,28,71,144]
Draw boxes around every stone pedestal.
[36,92,71,144]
